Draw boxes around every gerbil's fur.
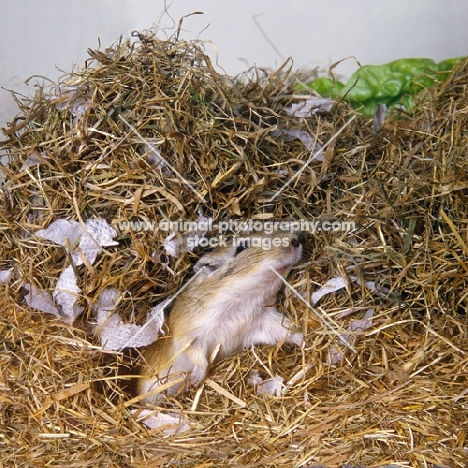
[137,233,303,402]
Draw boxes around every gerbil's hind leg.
[180,343,209,387]
[247,307,304,348]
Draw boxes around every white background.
[1,0,467,133]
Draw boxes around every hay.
[1,29,467,467]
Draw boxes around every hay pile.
[1,29,467,467]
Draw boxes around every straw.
[1,29,467,467]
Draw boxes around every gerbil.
[137,233,304,402]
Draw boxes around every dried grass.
[0,30,467,467]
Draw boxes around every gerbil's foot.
[287,330,304,347]
[138,370,189,402]
[189,364,208,387]
[248,307,303,348]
